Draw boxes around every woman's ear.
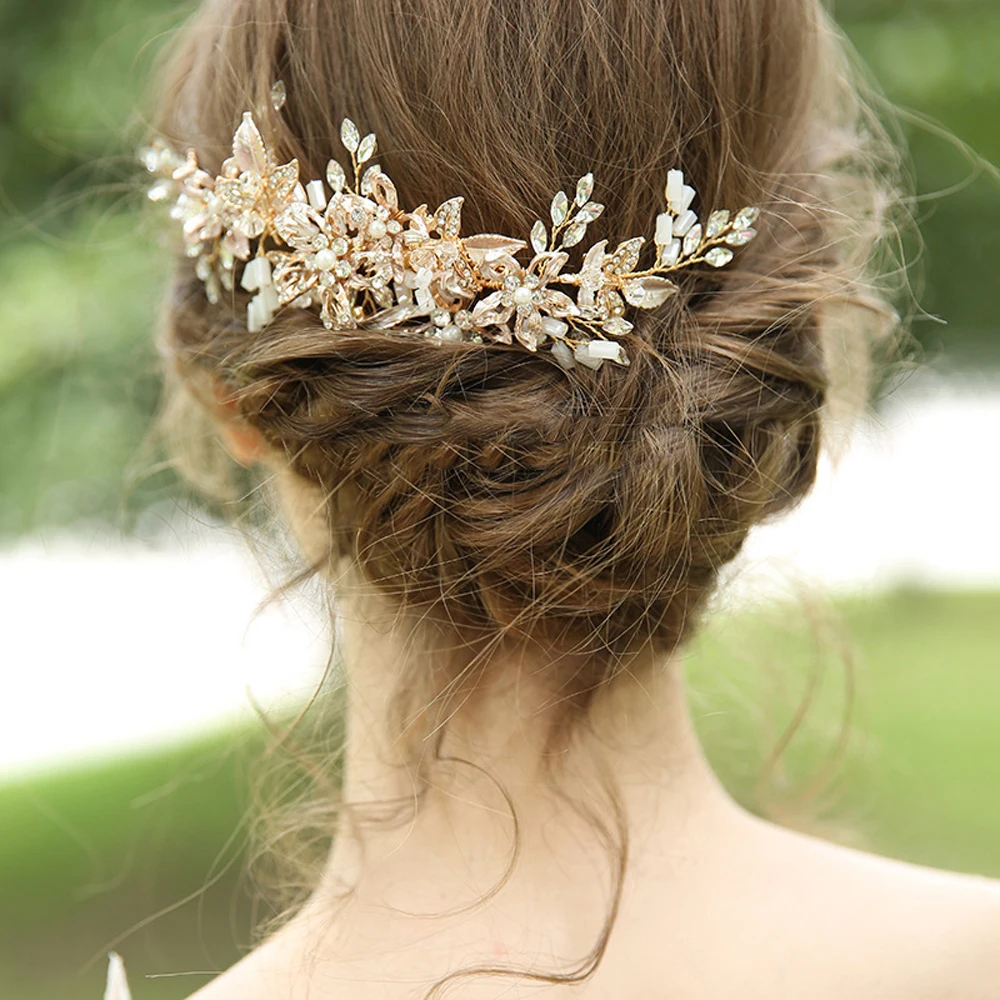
[211,382,267,467]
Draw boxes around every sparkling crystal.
[602,316,634,336]
[575,173,594,206]
[432,308,451,327]
[655,212,673,247]
[334,260,352,279]
[574,342,604,370]
[340,118,360,153]
[677,184,697,215]
[588,340,623,360]
[550,190,569,227]
[724,228,757,247]
[551,339,575,369]
[574,202,604,224]
[454,309,475,330]
[734,206,761,229]
[327,159,346,193]
[665,170,685,207]
[331,237,349,255]
[270,80,287,112]
[706,210,730,238]
[350,207,366,225]
[658,239,682,268]
[540,316,569,339]
[673,210,698,238]
[357,133,377,164]
[306,179,327,211]
[682,223,703,256]
[704,247,734,268]
[530,220,548,254]
[562,222,587,248]
[147,179,173,203]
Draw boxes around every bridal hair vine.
[143,81,760,372]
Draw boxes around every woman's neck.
[313,590,741,910]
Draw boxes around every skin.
[186,412,1000,1000]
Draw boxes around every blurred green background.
[0,1,998,998]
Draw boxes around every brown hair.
[150,0,904,987]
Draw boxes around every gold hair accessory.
[142,82,759,371]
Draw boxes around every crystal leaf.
[550,190,569,227]
[574,202,604,224]
[682,223,703,257]
[622,275,678,308]
[269,160,300,202]
[724,228,757,247]
[611,236,645,274]
[435,197,464,238]
[575,173,594,206]
[706,210,730,238]
[340,118,360,154]
[233,113,268,174]
[705,247,735,268]
[562,221,587,248]
[270,80,287,112]
[531,220,548,254]
[602,316,634,337]
[734,206,761,229]
[357,133,377,164]
[326,159,346,193]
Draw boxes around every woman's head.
[154,0,901,736]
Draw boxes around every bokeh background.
[1,1,999,998]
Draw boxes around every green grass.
[2,588,999,1000]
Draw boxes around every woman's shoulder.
[740,816,1000,998]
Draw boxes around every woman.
[130,0,1000,996]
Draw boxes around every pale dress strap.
[104,952,132,1000]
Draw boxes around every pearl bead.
[314,248,337,271]
[512,286,533,307]
[368,219,387,239]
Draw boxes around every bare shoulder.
[746,815,1000,998]
[181,915,310,1000]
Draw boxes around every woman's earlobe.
[212,382,267,467]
